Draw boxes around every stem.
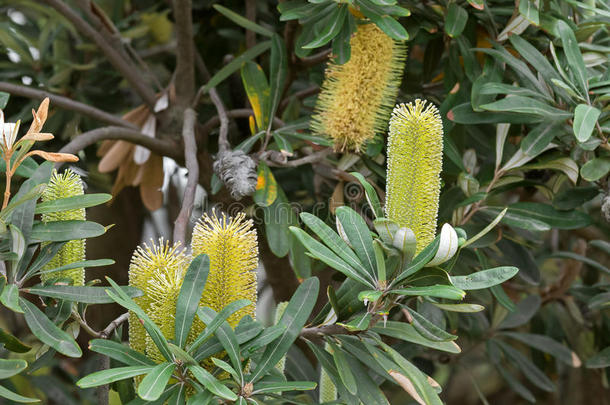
[2,152,13,210]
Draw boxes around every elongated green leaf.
[431,302,485,312]
[451,267,518,290]
[241,323,285,354]
[462,207,507,248]
[496,340,555,392]
[38,259,115,277]
[581,157,610,181]
[175,254,209,348]
[34,194,111,214]
[335,206,377,280]
[89,339,154,366]
[349,172,383,219]
[405,307,457,342]
[393,236,441,285]
[290,227,374,288]
[373,321,461,353]
[268,35,287,131]
[518,0,539,25]
[520,122,559,157]
[193,317,263,362]
[556,20,588,95]
[499,295,540,329]
[213,4,274,37]
[573,104,601,143]
[586,347,610,368]
[188,364,237,400]
[0,385,39,403]
[445,3,468,37]
[1,284,23,313]
[500,332,581,367]
[203,41,271,93]
[481,96,571,119]
[391,285,465,300]
[0,327,31,353]
[0,358,27,379]
[30,220,105,242]
[189,299,250,353]
[358,0,408,40]
[77,366,154,388]
[303,4,347,49]
[25,285,141,304]
[250,277,319,381]
[328,341,357,394]
[253,162,278,207]
[252,381,317,394]
[138,363,176,401]
[19,298,81,357]
[241,61,270,130]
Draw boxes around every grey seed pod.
[213,150,257,200]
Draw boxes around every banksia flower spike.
[311,23,407,152]
[41,169,86,286]
[385,100,443,253]
[128,239,189,359]
[191,210,258,328]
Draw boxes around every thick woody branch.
[173,108,199,245]
[300,324,354,340]
[100,312,129,339]
[173,0,196,107]
[0,82,136,129]
[40,0,157,108]
[59,126,179,160]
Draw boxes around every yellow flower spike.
[385,99,444,253]
[191,210,258,328]
[41,169,86,286]
[127,239,189,357]
[311,23,407,152]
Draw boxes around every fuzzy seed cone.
[311,23,407,152]
[191,211,258,328]
[41,169,86,286]
[128,239,189,359]
[385,100,443,253]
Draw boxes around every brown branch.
[245,0,257,49]
[0,82,136,129]
[262,148,331,168]
[40,0,157,108]
[297,49,331,67]
[59,126,179,160]
[198,108,284,141]
[173,108,199,245]
[279,85,320,111]
[100,312,129,339]
[300,324,355,341]
[173,0,195,107]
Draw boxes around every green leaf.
[554,186,599,210]
[38,259,115,278]
[30,220,106,242]
[0,327,31,353]
[520,122,559,157]
[89,339,155,366]
[213,5,274,37]
[138,363,176,401]
[252,381,317,394]
[546,251,610,275]
[240,323,285,355]
[373,321,461,353]
[253,162,278,207]
[404,306,458,342]
[349,172,383,218]
[573,104,601,143]
[445,3,468,37]
[556,20,589,95]
[268,35,288,131]
[499,295,540,329]
[24,285,142,304]
[485,203,591,230]
[0,92,9,109]
[580,157,610,181]
[193,317,263,362]
[263,187,295,257]
[19,298,81,357]
[431,302,485,312]
[168,384,187,405]
[481,96,571,119]
[462,207,507,248]
[495,340,555,392]
[358,0,408,40]
[34,194,112,214]
[518,0,539,25]
[494,361,535,403]
[77,366,154,388]
[500,332,581,367]
[174,254,209,348]
[187,364,237,401]
[1,284,23,313]
[303,5,347,49]
[241,61,270,131]
[0,358,27,379]
[203,41,271,93]
[586,347,610,368]
[391,285,465,300]
[335,206,378,281]
[393,236,441,285]
[250,277,319,382]
[451,267,518,290]
[290,227,374,288]
[0,385,39,403]
[189,299,251,354]
[327,341,357,394]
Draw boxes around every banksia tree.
[385,99,444,253]
[41,169,86,286]
[191,211,258,327]
[128,239,189,359]
[311,23,407,152]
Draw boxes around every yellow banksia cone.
[41,169,86,286]
[311,23,407,152]
[385,100,444,253]
[191,210,258,328]
[128,239,189,359]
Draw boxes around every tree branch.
[173,108,199,245]
[300,324,355,340]
[245,0,257,49]
[173,0,195,107]
[0,82,136,129]
[100,312,129,339]
[40,0,157,108]
[59,126,179,160]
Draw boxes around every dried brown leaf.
[27,150,78,162]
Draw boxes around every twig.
[59,126,179,160]
[173,0,196,107]
[173,108,199,245]
[0,82,136,128]
[262,148,331,168]
[72,309,102,338]
[198,108,284,142]
[245,0,257,49]
[100,312,129,339]
[297,49,331,67]
[40,0,157,108]
[300,324,355,340]
[278,85,320,111]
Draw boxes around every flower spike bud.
[191,210,258,328]
[385,100,444,253]
[127,239,189,358]
[311,23,407,152]
[41,169,86,286]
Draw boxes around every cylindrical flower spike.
[311,23,407,152]
[385,100,444,253]
[128,239,189,358]
[191,210,258,328]
[41,169,86,286]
